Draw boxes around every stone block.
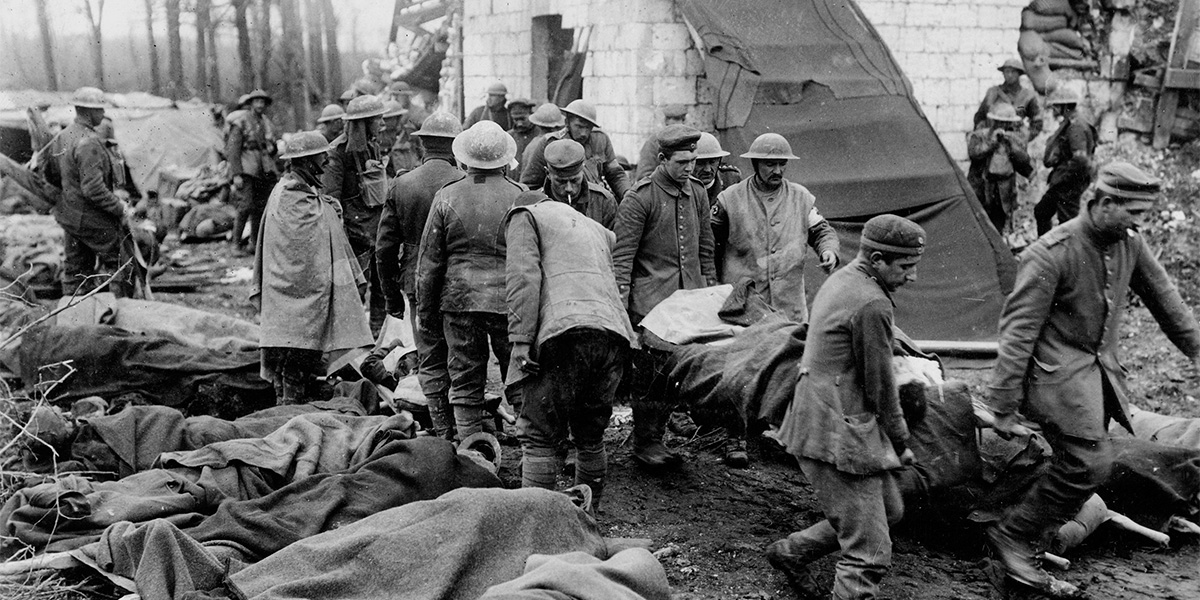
[684,49,705,77]
[590,24,626,51]
[928,28,962,54]
[945,53,975,78]
[654,76,698,106]
[652,24,693,51]
[462,0,491,17]
[617,23,654,51]
[905,3,937,27]
[640,51,686,77]
[630,0,676,23]
[631,76,655,106]
[940,133,967,162]
[695,76,718,105]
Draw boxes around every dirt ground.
[147,232,1200,600]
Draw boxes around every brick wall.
[462,0,1027,162]
[462,0,700,160]
[856,0,1028,161]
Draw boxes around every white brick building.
[461,0,1028,162]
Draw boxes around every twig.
[0,261,133,350]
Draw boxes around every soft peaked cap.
[861,214,926,256]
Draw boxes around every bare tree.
[80,0,107,87]
[255,0,273,89]
[206,4,221,101]
[233,0,254,94]
[34,0,58,91]
[321,0,341,96]
[305,0,326,100]
[278,0,306,129]
[195,0,212,100]
[166,0,184,99]
[143,0,162,95]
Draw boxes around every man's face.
[1095,196,1150,236]
[547,169,585,200]
[1001,68,1021,86]
[694,157,721,186]
[754,159,788,188]
[381,116,401,144]
[297,153,327,178]
[660,149,697,184]
[85,107,106,127]
[487,93,506,110]
[566,117,594,143]
[511,106,532,130]
[872,254,921,291]
[367,115,383,139]
[1052,103,1074,119]
[251,98,268,115]
[322,119,344,138]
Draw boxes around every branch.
[0,258,134,351]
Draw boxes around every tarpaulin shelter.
[680,0,1017,342]
[0,90,221,196]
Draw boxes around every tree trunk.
[195,0,211,101]
[143,0,162,95]
[306,0,326,101]
[82,0,106,88]
[206,11,221,102]
[321,0,341,96]
[233,0,254,94]
[166,0,184,99]
[256,0,273,90]
[278,0,306,129]
[34,0,58,91]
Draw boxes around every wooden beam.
[1154,0,1200,148]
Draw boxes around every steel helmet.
[486,81,508,95]
[279,131,331,160]
[71,87,107,109]
[740,133,799,160]
[453,121,517,169]
[507,97,536,110]
[529,103,565,128]
[986,102,1021,123]
[1046,86,1081,106]
[561,99,599,128]
[316,104,345,123]
[381,99,407,119]
[388,81,414,96]
[695,132,729,160]
[415,111,463,138]
[238,88,272,107]
[998,58,1025,73]
[344,95,386,120]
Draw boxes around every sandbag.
[1048,41,1087,60]
[1028,0,1075,17]
[1021,8,1070,32]
[1042,27,1089,51]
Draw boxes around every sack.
[1029,0,1075,18]
[1021,8,1069,32]
[360,159,388,207]
[1042,28,1088,51]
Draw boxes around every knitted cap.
[860,214,926,256]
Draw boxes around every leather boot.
[454,406,486,441]
[723,437,749,469]
[765,539,824,600]
[986,526,1089,599]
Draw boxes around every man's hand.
[818,250,838,274]
[992,412,1035,440]
[899,448,916,466]
[511,342,539,375]
[233,174,245,189]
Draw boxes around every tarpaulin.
[681,0,1017,341]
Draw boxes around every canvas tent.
[0,90,221,196]
[680,0,1017,342]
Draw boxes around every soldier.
[464,81,512,130]
[376,112,466,440]
[225,88,279,251]
[612,124,716,467]
[380,99,408,177]
[253,131,373,406]
[505,98,539,178]
[974,58,1043,137]
[1034,87,1096,235]
[768,214,924,600]
[634,104,688,181]
[985,162,1200,598]
[416,121,525,439]
[505,189,635,510]
[46,87,135,297]
[385,81,427,174]
[537,139,618,230]
[521,100,630,200]
[693,132,741,210]
[967,102,1033,234]
[323,94,389,334]
[316,104,345,142]
[519,103,566,175]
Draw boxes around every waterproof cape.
[681,0,1017,341]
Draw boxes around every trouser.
[414,303,453,439]
[624,341,676,450]
[995,430,1113,551]
[443,311,510,438]
[261,347,326,406]
[1034,173,1089,235]
[516,328,624,501]
[981,175,1017,234]
[352,245,387,336]
[786,457,904,600]
[61,222,133,298]
[233,174,275,247]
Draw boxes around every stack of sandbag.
[0,214,63,287]
[1019,0,1092,91]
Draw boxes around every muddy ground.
[146,230,1200,600]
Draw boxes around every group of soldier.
[46,75,1200,600]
